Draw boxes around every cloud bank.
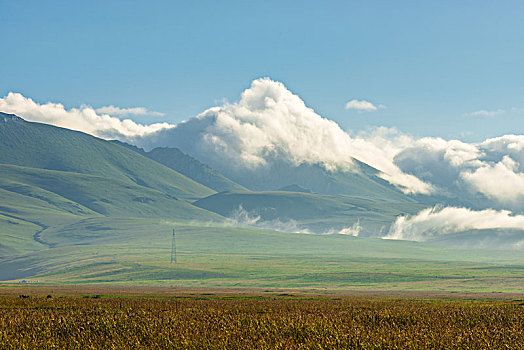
[391,134,524,206]
[385,206,524,249]
[0,92,174,141]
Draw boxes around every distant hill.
[194,190,426,235]
[114,141,246,192]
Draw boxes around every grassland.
[0,289,522,349]
[2,217,523,291]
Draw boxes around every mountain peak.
[0,112,24,122]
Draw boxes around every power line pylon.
[170,228,177,264]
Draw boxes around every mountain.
[114,141,245,192]
[0,112,214,201]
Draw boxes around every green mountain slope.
[0,164,222,256]
[194,190,426,234]
[0,113,214,201]
[0,164,220,219]
[0,113,224,257]
[114,141,246,192]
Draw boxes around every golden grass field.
[1,286,523,349]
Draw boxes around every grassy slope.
[0,164,220,220]
[0,113,223,256]
[0,164,222,256]
[0,114,214,201]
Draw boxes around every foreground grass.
[1,294,523,349]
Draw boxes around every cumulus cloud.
[390,133,524,205]
[196,78,358,171]
[0,92,174,141]
[152,78,432,194]
[345,99,384,111]
[95,105,165,117]
[463,109,505,117]
[461,156,524,202]
[385,206,524,249]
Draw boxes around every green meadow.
[2,216,523,292]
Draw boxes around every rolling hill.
[0,113,223,256]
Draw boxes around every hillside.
[0,113,214,201]
[0,113,223,256]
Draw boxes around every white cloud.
[0,92,174,141]
[154,78,432,194]
[322,221,362,236]
[196,78,359,170]
[95,105,165,117]
[390,133,524,204]
[230,205,307,234]
[463,109,505,117]
[345,99,384,111]
[462,156,524,202]
[385,206,524,249]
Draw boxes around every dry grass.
[1,292,523,349]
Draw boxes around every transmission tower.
[170,228,177,264]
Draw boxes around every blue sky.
[1,0,523,141]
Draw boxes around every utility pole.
[170,228,177,264]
